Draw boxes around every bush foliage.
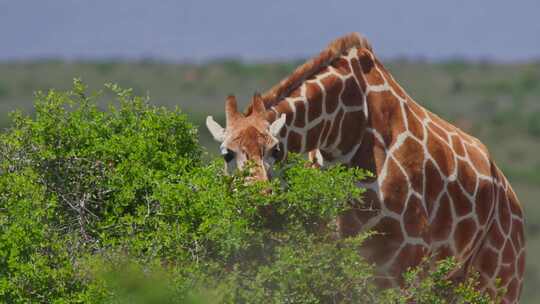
[0,81,495,303]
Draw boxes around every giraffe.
[205,33,526,303]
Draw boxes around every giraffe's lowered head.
[206,94,286,182]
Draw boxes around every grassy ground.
[1,59,539,302]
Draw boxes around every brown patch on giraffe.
[393,137,424,194]
[496,263,514,286]
[488,220,506,249]
[465,144,491,176]
[351,131,375,171]
[457,159,478,195]
[363,216,404,265]
[279,125,288,138]
[451,135,466,158]
[358,50,385,85]
[381,158,408,214]
[499,192,511,234]
[506,278,519,303]
[477,246,498,278]
[305,82,323,122]
[502,240,516,264]
[333,57,352,76]
[448,181,472,217]
[338,110,365,153]
[288,86,301,98]
[337,208,363,238]
[357,49,385,86]
[350,131,385,183]
[321,74,342,114]
[305,120,325,152]
[424,159,444,212]
[325,108,344,147]
[427,121,450,144]
[367,90,406,147]
[357,49,374,72]
[469,228,484,253]
[390,244,426,275]
[434,245,454,260]
[403,195,428,238]
[341,77,364,107]
[426,131,456,177]
[431,194,453,241]
[294,100,307,128]
[273,101,293,125]
[287,130,303,152]
[405,106,425,141]
[350,57,368,92]
[476,180,494,225]
[318,65,331,75]
[364,69,386,87]
[375,216,405,241]
[454,217,477,253]
[372,141,387,174]
[264,110,276,122]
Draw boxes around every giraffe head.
[206,94,286,181]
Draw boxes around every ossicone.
[225,95,242,126]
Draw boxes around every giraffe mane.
[244,32,373,116]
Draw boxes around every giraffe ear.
[251,93,266,114]
[206,116,225,142]
[269,114,286,137]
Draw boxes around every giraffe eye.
[222,149,235,163]
[270,144,281,159]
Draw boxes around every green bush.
[0,80,494,303]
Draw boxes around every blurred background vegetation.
[0,58,539,302]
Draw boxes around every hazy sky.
[1,0,539,62]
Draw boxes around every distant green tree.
[527,111,540,138]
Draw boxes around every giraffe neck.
[266,47,403,165]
